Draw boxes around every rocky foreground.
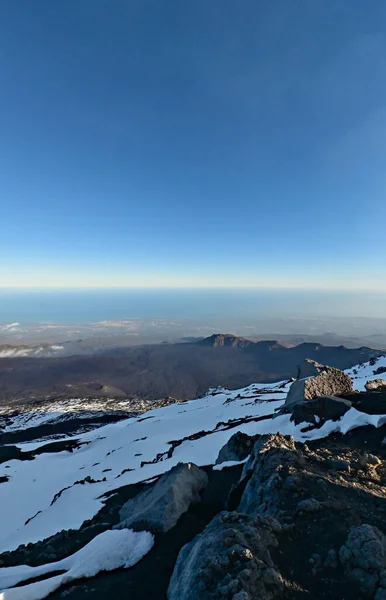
[1,357,386,598]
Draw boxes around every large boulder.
[340,524,386,598]
[115,462,208,533]
[167,511,283,600]
[285,363,353,408]
[297,359,326,379]
[366,379,386,392]
[215,431,255,465]
[290,395,352,425]
[236,434,304,517]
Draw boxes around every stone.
[284,364,353,408]
[297,359,326,379]
[282,474,302,492]
[358,453,382,469]
[167,511,283,600]
[324,549,339,569]
[325,459,351,472]
[115,462,208,533]
[296,499,321,514]
[309,553,322,568]
[380,569,386,588]
[236,434,304,517]
[340,524,386,598]
[366,379,386,391]
[216,432,255,465]
[290,395,352,425]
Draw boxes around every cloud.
[2,322,20,331]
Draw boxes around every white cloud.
[1,323,20,332]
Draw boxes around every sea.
[0,288,385,324]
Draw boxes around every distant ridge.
[0,334,384,404]
[195,334,254,348]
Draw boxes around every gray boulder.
[167,511,283,600]
[325,459,351,472]
[115,462,208,533]
[290,395,352,425]
[366,379,386,391]
[297,359,326,379]
[296,498,321,514]
[216,432,255,465]
[285,364,353,408]
[339,524,386,598]
[237,434,304,517]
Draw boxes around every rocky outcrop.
[366,379,386,391]
[297,359,326,379]
[216,432,256,465]
[167,511,283,600]
[197,334,255,348]
[115,462,208,533]
[236,434,304,517]
[290,395,352,425]
[339,524,386,598]
[374,365,386,376]
[284,363,353,408]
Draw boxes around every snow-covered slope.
[0,529,154,600]
[0,345,64,358]
[0,398,137,434]
[0,356,386,557]
[346,357,386,391]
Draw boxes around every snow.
[0,398,136,434]
[0,529,154,599]
[0,355,385,557]
[213,458,249,471]
[0,381,289,552]
[346,355,386,392]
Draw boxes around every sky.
[1,0,386,290]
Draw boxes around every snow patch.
[0,529,154,599]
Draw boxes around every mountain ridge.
[0,335,383,406]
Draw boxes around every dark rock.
[282,474,302,492]
[216,432,255,465]
[325,459,351,472]
[115,462,208,533]
[167,511,283,600]
[324,549,339,569]
[285,364,353,408]
[316,478,328,491]
[296,499,321,514]
[354,391,386,415]
[237,434,304,517]
[0,445,24,464]
[290,395,352,426]
[339,524,386,597]
[309,553,322,567]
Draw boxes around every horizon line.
[0,284,386,293]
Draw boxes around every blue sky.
[1,1,386,289]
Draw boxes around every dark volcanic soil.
[0,340,380,404]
